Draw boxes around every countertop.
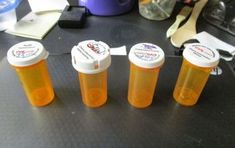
[0,0,235,147]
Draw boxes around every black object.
[203,0,235,36]
[58,6,88,28]
[175,39,200,56]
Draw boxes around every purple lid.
[78,0,135,16]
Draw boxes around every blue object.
[0,0,21,13]
[78,0,136,16]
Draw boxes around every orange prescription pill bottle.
[7,41,54,106]
[71,40,111,108]
[173,43,220,106]
[128,43,165,108]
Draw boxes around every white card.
[110,46,127,56]
[191,31,235,61]
[193,32,235,56]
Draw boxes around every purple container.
[78,0,136,16]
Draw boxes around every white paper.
[28,0,69,13]
[110,46,127,56]
[5,12,61,40]
[193,32,235,56]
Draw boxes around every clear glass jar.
[139,0,176,20]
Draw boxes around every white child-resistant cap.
[183,43,220,68]
[7,41,49,67]
[128,43,165,68]
[71,40,111,74]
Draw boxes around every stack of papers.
[5,0,69,39]
[5,12,61,40]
